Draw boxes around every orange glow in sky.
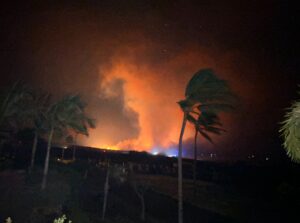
[80,44,250,153]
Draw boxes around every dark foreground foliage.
[0,157,235,223]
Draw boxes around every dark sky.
[1,0,299,159]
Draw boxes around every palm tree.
[26,92,50,172]
[4,88,50,173]
[280,94,300,163]
[0,81,27,127]
[0,82,49,166]
[41,95,95,190]
[177,68,236,223]
[72,133,78,160]
[0,81,31,154]
[187,109,225,195]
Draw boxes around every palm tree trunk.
[29,131,38,173]
[41,127,54,190]
[72,146,76,160]
[0,140,4,157]
[140,193,145,221]
[61,148,65,160]
[193,129,198,196]
[178,112,187,223]
[102,163,110,220]
[136,188,146,221]
[72,133,78,160]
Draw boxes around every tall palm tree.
[41,95,95,190]
[1,83,52,164]
[177,69,236,223]
[4,87,50,172]
[280,95,300,163]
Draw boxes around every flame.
[103,145,121,151]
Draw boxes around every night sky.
[1,0,299,159]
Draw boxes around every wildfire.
[81,44,242,153]
[96,59,189,152]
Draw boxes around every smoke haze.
[1,1,299,157]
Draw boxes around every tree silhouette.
[280,92,300,163]
[187,109,225,195]
[26,92,50,172]
[41,95,95,190]
[177,68,236,223]
[0,81,31,153]
[0,81,29,127]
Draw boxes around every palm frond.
[177,99,196,111]
[86,117,96,128]
[280,101,300,163]
[46,94,95,137]
[182,69,236,145]
[198,103,235,113]
[198,129,214,144]
[203,126,225,135]
[185,69,237,105]
[186,113,197,123]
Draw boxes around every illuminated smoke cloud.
[86,41,251,152]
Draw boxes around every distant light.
[150,147,178,157]
[166,148,177,158]
[266,157,270,161]
[167,154,177,158]
[150,148,160,156]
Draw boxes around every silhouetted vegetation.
[1,82,95,192]
[280,89,300,162]
[177,69,236,223]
